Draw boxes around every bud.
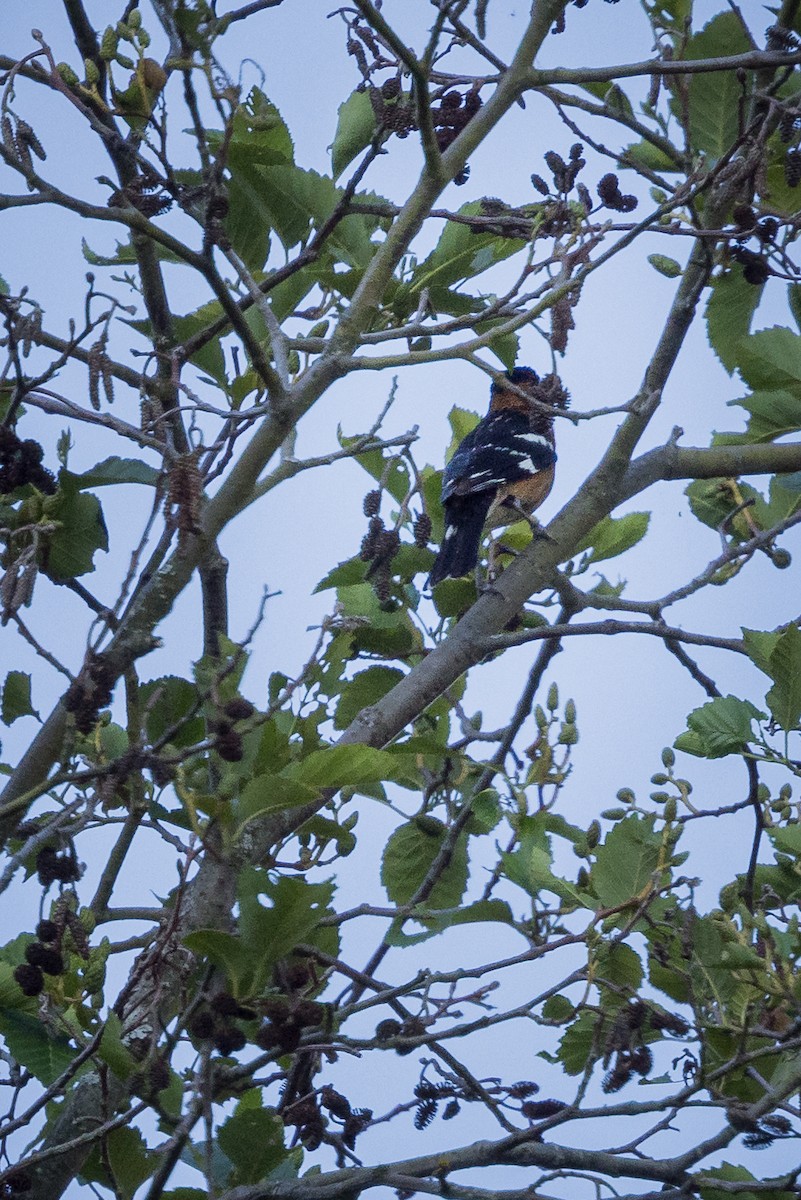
[663,796,677,823]
[99,26,118,59]
[84,58,100,85]
[57,62,80,86]
[546,682,559,710]
[661,746,675,769]
[564,698,576,723]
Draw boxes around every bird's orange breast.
[486,465,555,528]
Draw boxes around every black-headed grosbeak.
[429,367,564,585]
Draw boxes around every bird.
[428,366,564,586]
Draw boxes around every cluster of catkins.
[360,488,431,603]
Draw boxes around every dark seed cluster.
[545,144,586,195]
[35,846,81,887]
[597,173,638,213]
[1,113,46,183]
[598,999,687,1094]
[765,24,801,52]
[107,172,172,217]
[283,1086,372,1156]
[738,1110,795,1150]
[255,992,327,1057]
[164,449,203,546]
[0,427,56,495]
[785,148,801,188]
[431,88,483,185]
[729,204,783,286]
[13,911,70,997]
[369,82,484,184]
[210,720,244,762]
[410,1074,559,1131]
[188,991,255,1056]
[413,511,432,548]
[359,499,402,604]
[64,652,116,735]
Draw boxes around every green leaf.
[314,555,368,593]
[705,268,763,374]
[542,994,574,1022]
[447,406,480,455]
[475,319,519,369]
[685,13,750,160]
[43,487,108,579]
[466,789,502,834]
[213,89,295,268]
[699,1164,759,1200]
[218,1101,286,1186]
[592,815,663,908]
[621,140,682,173]
[234,874,336,992]
[409,202,526,294]
[554,1011,597,1075]
[737,326,801,396]
[765,624,801,732]
[182,929,252,989]
[97,1012,138,1080]
[128,301,227,384]
[385,898,514,946]
[104,1128,152,1200]
[140,675,204,750]
[82,235,184,267]
[381,817,468,909]
[331,89,376,179]
[725,389,801,442]
[0,1011,78,1085]
[80,1127,153,1200]
[596,941,643,993]
[678,695,764,758]
[236,773,318,826]
[648,254,681,278]
[336,432,411,504]
[2,672,38,724]
[286,743,413,790]
[249,165,376,267]
[69,456,160,489]
[742,628,781,676]
[432,576,477,617]
[334,583,422,657]
[685,478,762,541]
[501,816,590,907]
[334,667,405,730]
[754,472,801,529]
[574,512,650,564]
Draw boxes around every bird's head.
[490,366,570,431]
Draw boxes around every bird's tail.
[428,493,494,586]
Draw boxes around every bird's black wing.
[442,410,556,501]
